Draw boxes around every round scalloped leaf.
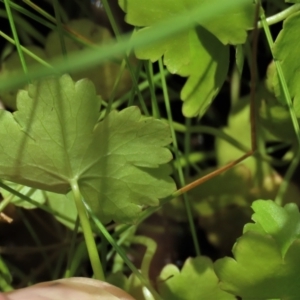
[119,0,229,117]
[272,11,300,114]
[157,256,235,300]
[180,27,229,117]
[244,200,300,256]
[215,231,300,299]
[130,25,228,117]
[0,74,176,224]
[119,0,255,45]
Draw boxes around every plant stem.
[4,0,30,83]
[0,0,250,92]
[70,180,105,281]
[64,216,80,278]
[158,58,200,256]
[84,202,163,300]
[258,3,300,28]
[0,31,53,68]
[260,8,300,205]
[52,0,67,58]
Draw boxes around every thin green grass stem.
[0,7,46,44]
[106,226,136,261]
[145,61,160,118]
[4,0,30,83]
[17,209,52,274]
[0,181,76,224]
[131,236,157,281]
[0,256,13,292]
[70,180,105,281]
[105,59,127,116]
[0,31,53,69]
[1,0,55,30]
[158,58,200,256]
[52,249,66,280]
[0,0,249,92]
[66,241,87,277]
[260,8,300,205]
[64,216,80,278]
[4,261,27,286]
[173,151,208,173]
[258,3,300,28]
[0,186,18,213]
[184,117,192,179]
[52,0,67,58]
[20,0,99,49]
[23,0,57,24]
[84,202,163,300]
[101,0,149,115]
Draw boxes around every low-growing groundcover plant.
[1,0,300,299]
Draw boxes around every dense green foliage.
[1,0,300,299]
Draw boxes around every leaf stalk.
[70,180,105,281]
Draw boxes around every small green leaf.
[157,256,235,300]
[134,25,228,118]
[272,11,300,114]
[180,27,229,117]
[244,200,300,256]
[119,0,229,117]
[215,231,300,299]
[0,75,176,224]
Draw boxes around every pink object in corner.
[1,277,136,300]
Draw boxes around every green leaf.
[215,231,300,300]
[179,27,229,117]
[272,11,300,115]
[136,25,228,118]
[195,0,256,45]
[0,74,175,224]
[244,200,300,256]
[119,0,255,45]
[157,256,235,300]
[119,0,229,117]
